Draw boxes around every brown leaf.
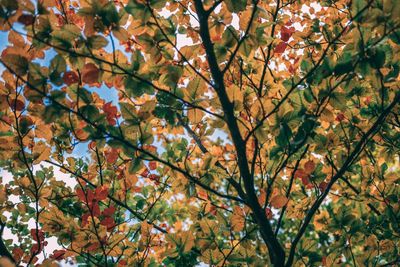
[82,63,99,84]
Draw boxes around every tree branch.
[285,93,400,267]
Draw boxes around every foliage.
[0,0,399,266]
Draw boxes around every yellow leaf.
[187,108,203,124]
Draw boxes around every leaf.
[334,53,353,76]
[105,148,119,164]
[294,169,308,179]
[225,0,247,13]
[103,101,118,125]
[280,26,295,42]
[63,71,79,85]
[76,188,86,202]
[2,53,28,76]
[33,141,51,164]
[17,14,35,25]
[82,63,100,84]
[87,35,109,49]
[304,160,316,174]
[231,206,245,231]
[274,42,287,54]
[270,195,288,209]
[94,186,109,201]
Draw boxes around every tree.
[0,0,399,266]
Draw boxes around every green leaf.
[125,0,151,22]
[87,35,108,49]
[276,123,292,147]
[368,47,385,69]
[225,0,247,13]
[334,53,354,76]
[49,55,66,85]
[79,105,99,121]
[124,76,154,97]
[2,54,28,76]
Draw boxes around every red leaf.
[100,217,115,231]
[87,242,100,252]
[304,160,316,174]
[148,174,160,181]
[76,188,86,202]
[88,141,97,150]
[11,99,25,111]
[319,181,328,192]
[103,102,118,125]
[294,169,308,179]
[148,161,157,170]
[103,206,116,217]
[265,208,272,219]
[18,14,35,25]
[118,260,128,266]
[280,26,295,42]
[63,71,79,85]
[86,189,95,203]
[12,247,24,262]
[105,148,119,164]
[141,169,149,178]
[92,202,101,217]
[274,42,287,54]
[50,250,66,260]
[301,176,310,186]
[82,63,99,84]
[94,186,108,201]
[30,228,44,242]
[335,113,345,122]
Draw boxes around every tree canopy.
[0,0,399,266]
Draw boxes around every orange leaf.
[270,195,288,209]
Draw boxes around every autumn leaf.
[76,188,86,202]
[270,195,288,209]
[17,14,35,25]
[82,63,100,84]
[50,250,66,260]
[63,71,79,85]
[280,26,295,42]
[274,42,287,54]
[105,148,119,164]
[94,186,109,201]
[148,161,157,170]
[231,206,245,231]
[304,160,316,174]
[103,101,118,125]
[1,1,399,266]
